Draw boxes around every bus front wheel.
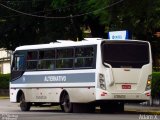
[19,93,31,111]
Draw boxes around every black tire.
[61,93,73,113]
[19,93,31,111]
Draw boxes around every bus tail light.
[145,75,152,91]
[99,74,106,90]
[101,92,107,96]
[145,92,151,96]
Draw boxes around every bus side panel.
[23,88,95,103]
[24,88,61,103]
[64,88,95,103]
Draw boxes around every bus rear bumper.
[96,89,151,102]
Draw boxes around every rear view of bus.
[97,40,152,112]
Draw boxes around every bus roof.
[15,38,148,51]
[15,38,102,51]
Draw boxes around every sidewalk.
[125,104,160,114]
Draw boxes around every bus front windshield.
[101,41,150,68]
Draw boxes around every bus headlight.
[145,75,152,91]
[99,74,106,90]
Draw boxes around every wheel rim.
[62,94,72,112]
[64,95,70,108]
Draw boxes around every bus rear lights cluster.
[101,92,107,96]
[145,92,151,96]
[99,74,106,90]
[145,75,152,91]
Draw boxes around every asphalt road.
[0,99,159,120]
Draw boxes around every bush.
[0,74,10,89]
[151,72,160,98]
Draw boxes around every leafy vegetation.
[0,74,10,89]
[152,72,160,98]
[0,0,160,65]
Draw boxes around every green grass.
[0,96,9,99]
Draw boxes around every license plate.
[114,95,126,99]
[122,84,131,89]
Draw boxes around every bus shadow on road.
[27,108,160,115]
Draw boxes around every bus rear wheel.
[61,93,73,113]
[19,93,31,111]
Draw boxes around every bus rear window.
[101,42,150,68]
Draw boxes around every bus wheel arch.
[17,90,31,111]
[17,90,23,102]
[59,90,73,113]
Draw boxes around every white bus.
[10,38,152,113]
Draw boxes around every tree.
[51,0,84,40]
[51,0,109,38]
[0,0,47,50]
[82,0,160,67]
[0,0,75,50]
[77,0,159,39]
[1,0,160,65]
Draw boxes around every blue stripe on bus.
[11,73,95,84]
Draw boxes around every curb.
[125,109,160,115]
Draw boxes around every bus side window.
[56,48,74,69]
[27,51,38,70]
[75,46,94,68]
[38,50,55,70]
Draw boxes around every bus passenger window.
[27,51,38,60]
[38,60,55,70]
[56,59,73,69]
[75,46,94,68]
[56,48,74,69]
[38,50,55,70]
[85,58,93,67]
[39,50,55,59]
[27,61,37,70]
[26,51,38,70]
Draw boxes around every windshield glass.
[101,41,149,68]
